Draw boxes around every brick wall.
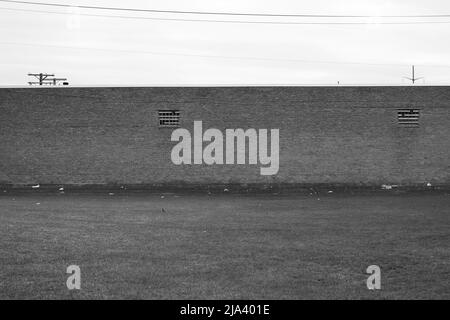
[0,86,449,186]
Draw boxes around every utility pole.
[28,73,54,85]
[403,65,423,84]
[28,73,69,86]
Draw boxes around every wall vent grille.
[158,110,180,127]
[397,108,420,127]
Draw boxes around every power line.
[1,0,450,19]
[0,41,425,66]
[2,6,450,25]
[3,41,450,69]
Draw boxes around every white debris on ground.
[427,182,432,187]
[161,195,165,199]
[58,187,64,191]
[223,188,229,192]
[327,190,333,193]
[108,193,114,196]
[31,184,40,189]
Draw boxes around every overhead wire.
[3,41,450,69]
[2,6,450,25]
[1,0,450,25]
[1,0,450,18]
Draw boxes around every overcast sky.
[1,0,450,86]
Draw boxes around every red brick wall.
[0,86,449,186]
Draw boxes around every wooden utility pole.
[28,73,68,86]
[28,73,54,85]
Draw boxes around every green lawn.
[0,192,449,299]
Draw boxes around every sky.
[1,0,450,86]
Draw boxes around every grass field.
[0,191,449,299]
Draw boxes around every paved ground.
[0,192,449,299]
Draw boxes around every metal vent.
[397,108,420,127]
[158,110,180,127]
